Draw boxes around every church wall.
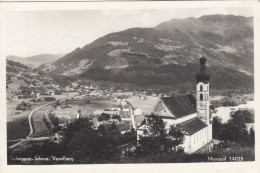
[182,135,191,153]
[189,127,208,153]
[207,124,212,142]
[137,115,211,154]
[164,117,209,154]
[151,100,174,118]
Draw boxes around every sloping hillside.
[38,15,254,90]
[6,60,60,100]
[7,54,64,68]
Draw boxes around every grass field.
[7,114,31,141]
[32,106,53,135]
[127,96,159,114]
[7,101,46,141]
[6,94,71,141]
[53,98,119,124]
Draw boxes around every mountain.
[38,15,254,90]
[7,54,65,68]
[6,59,61,100]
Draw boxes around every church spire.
[200,56,206,71]
[195,56,210,83]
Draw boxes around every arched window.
[200,85,203,91]
[200,94,203,100]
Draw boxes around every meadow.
[53,98,119,124]
[127,96,159,114]
[7,93,72,141]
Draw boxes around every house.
[115,98,122,103]
[134,114,145,126]
[151,93,157,97]
[245,123,254,132]
[92,118,100,129]
[93,109,120,116]
[134,107,143,116]
[12,95,19,102]
[120,101,127,106]
[122,106,130,112]
[137,56,212,154]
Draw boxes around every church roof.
[178,117,207,135]
[196,56,210,83]
[196,70,210,83]
[161,94,196,119]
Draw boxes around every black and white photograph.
[0,1,259,169]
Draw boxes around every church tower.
[195,56,212,142]
[195,56,210,124]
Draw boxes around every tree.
[98,124,106,136]
[212,116,223,139]
[136,114,185,156]
[216,110,255,147]
[27,102,32,109]
[98,113,110,121]
[9,116,122,164]
[209,104,215,110]
[167,125,185,152]
[62,117,120,163]
[249,128,255,146]
[112,115,121,122]
[49,113,59,127]
[229,110,254,125]
[20,101,28,107]
[108,122,120,135]
[146,114,166,137]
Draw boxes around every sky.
[5,8,253,57]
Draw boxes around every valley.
[5,14,255,164]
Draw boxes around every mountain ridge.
[36,14,254,89]
[7,53,65,68]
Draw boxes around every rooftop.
[161,94,196,118]
[178,117,207,135]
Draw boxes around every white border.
[0,1,259,173]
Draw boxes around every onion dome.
[196,56,210,83]
[200,56,206,64]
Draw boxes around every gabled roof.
[161,94,196,118]
[178,117,207,135]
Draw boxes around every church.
[137,56,212,154]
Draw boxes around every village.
[7,60,254,148]
[7,72,159,143]
[5,55,255,165]
[1,1,257,168]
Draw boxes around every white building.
[137,56,212,154]
[134,108,143,116]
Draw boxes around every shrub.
[98,113,110,121]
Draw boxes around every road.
[9,93,86,148]
[128,106,136,130]
[28,101,56,137]
[28,94,77,137]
